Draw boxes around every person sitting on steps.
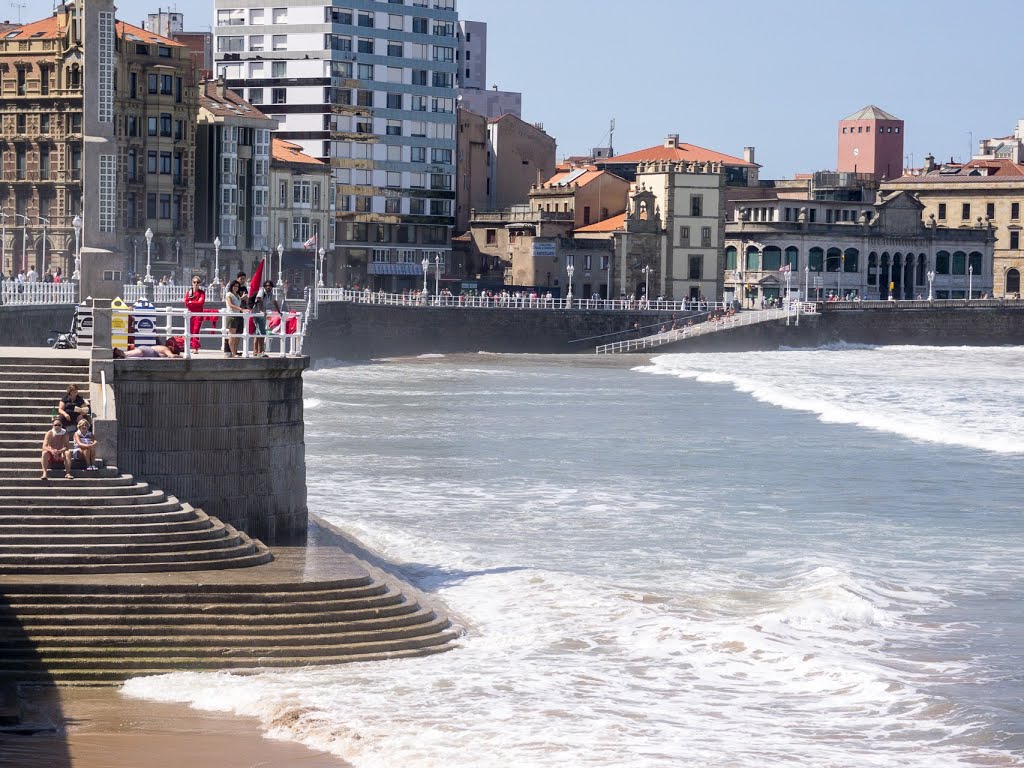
[57,383,88,433]
[73,419,99,471]
[40,418,73,480]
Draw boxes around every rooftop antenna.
[10,0,25,23]
[609,118,615,158]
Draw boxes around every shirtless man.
[41,418,73,480]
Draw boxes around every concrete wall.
[109,356,309,545]
[308,301,689,359]
[0,305,76,346]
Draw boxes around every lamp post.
[72,214,82,281]
[641,264,651,303]
[276,242,284,288]
[968,264,973,300]
[927,270,935,302]
[132,238,138,280]
[143,227,154,284]
[38,216,49,276]
[566,263,575,305]
[421,255,429,295]
[174,239,180,282]
[434,253,440,299]
[838,253,844,300]
[212,236,221,287]
[317,247,325,287]
[804,265,809,303]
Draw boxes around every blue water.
[126,346,1024,767]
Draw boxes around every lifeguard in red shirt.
[184,276,207,351]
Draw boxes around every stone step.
[0,496,179,515]
[0,509,215,536]
[0,518,230,546]
[2,630,458,666]
[0,504,202,527]
[5,591,407,620]
[0,544,274,574]
[0,645,455,683]
[0,480,144,497]
[0,529,241,556]
[0,396,78,408]
[1,617,452,657]
[0,489,167,507]
[0,533,258,565]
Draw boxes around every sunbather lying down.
[114,344,180,358]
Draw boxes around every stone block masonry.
[0,305,76,347]
[109,356,309,544]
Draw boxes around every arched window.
[785,246,798,271]
[725,245,737,270]
[826,247,842,272]
[745,246,759,271]
[808,247,823,272]
[843,248,859,272]
[1006,268,1020,294]
[868,252,878,285]
[935,250,950,274]
[762,246,782,271]
[952,251,967,275]
[916,253,926,286]
[968,251,983,275]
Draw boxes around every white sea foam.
[640,346,1024,454]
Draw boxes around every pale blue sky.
[17,0,1022,178]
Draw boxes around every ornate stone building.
[726,191,995,302]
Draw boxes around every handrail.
[110,306,306,359]
[100,369,108,419]
[317,287,729,313]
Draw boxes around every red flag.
[247,258,266,335]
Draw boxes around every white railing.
[121,284,188,303]
[317,287,728,313]
[0,280,78,305]
[595,304,819,354]
[110,306,306,359]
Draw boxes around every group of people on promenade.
[39,383,97,480]
[0,266,64,287]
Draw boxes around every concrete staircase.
[0,358,272,573]
[0,353,459,682]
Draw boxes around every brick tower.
[837,105,904,181]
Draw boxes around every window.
[430,173,451,190]
[358,37,374,53]
[174,120,183,140]
[389,14,404,30]
[147,193,157,218]
[128,71,137,98]
[412,17,428,33]
[217,8,245,25]
[411,146,426,163]
[160,74,172,94]
[431,148,452,164]
[160,193,171,219]
[387,41,403,57]
[386,119,402,136]
[249,35,265,51]
[248,87,263,104]
[272,88,286,104]
[411,95,427,111]
[272,35,287,50]
[1011,231,1020,250]
[15,113,25,134]
[217,36,244,52]
[688,255,703,280]
[355,196,372,212]
[433,45,454,62]
[328,8,351,23]
[986,202,995,220]
[936,251,950,274]
[432,71,452,88]
[357,11,374,27]
[40,114,50,134]
[678,226,690,246]
[410,172,426,188]
[410,198,424,214]
[701,226,711,247]
[412,69,427,86]
[147,116,157,136]
[937,203,946,220]
[386,92,402,109]
[272,7,287,23]
[147,73,158,93]
[386,171,401,187]
[159,151,171,174]
[327,34,352,51]
[39,146,50,179]
[160,112,171,136]
[385,198,401,213]
[961,202,971,220]
[690,195,703,217]
[357,90,373,107]
[272,61,286,78]
[410,120,427,137]
[430,200,451,216]
[1012,202,1020,220]
[357,64,374,80]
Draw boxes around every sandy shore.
[0,685,351,768]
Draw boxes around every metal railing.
[595,304,818,354]
[0,280,78,304]
[317,287,729,313]
[111,305,307,359]
[822,297,1020,311]
[122,284,188,303]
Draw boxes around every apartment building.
[213,0,458,289]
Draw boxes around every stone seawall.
[309,301,690,359]
[108,357,309,544]
[0,305,76,347]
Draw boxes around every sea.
[124,345,1024,767]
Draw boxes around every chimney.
[923,153,935,172]
[743,146,755,165]
[664,134,679,149]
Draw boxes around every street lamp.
[212,236,221,287]
[804,265,809,303]
[566,263,575,304]
[927,270,935,302]
[317,247,325,287]
[276,242,284,288]
[641,264,651,302]
[71,214,82,281]
[13,214,28,276]
[838,253,845,300]
[968,264,973,300]
[421,255,429,294]
[143,227,154,284]
[38,216,49,276]
[174,239,180,282]
[434,253,440,298]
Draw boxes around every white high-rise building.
[214,0,458,289]
[456,20,521,119]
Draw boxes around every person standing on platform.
[184,276,206,352]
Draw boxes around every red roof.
[574,212,627,233]
[200,80,273,122]
[603,140,756,168]
[542,168,613,188]
[2,14,184,46]
[271,138,326,166]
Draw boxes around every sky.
[14,0,1022,179]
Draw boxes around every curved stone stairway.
[0,355,458,683]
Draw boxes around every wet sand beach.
[0,686,351,768]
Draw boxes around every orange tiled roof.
[2,14,184,46]
[271,137,327,166]
[574,212,627,233]
[200,80,273,121]
[117,20,186,47]
[603,142,756,168]
[891,159,1024,184]
[542,167,610,188]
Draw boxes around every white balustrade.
[0,280,78,305]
